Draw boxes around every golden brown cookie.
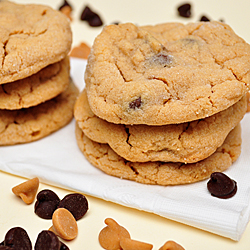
[75,124,242,185]
[85,22,250,125]
[0,1,72,84]
[0,78,78,145]
[0,57,70,110]
[74,89,246,163]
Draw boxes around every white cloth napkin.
[1,58,250,241]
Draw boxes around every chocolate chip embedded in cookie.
[0,57,70,110]
[75,89,246,163]
[75,123,242,185]
[0,78,78,145]
[85,22,250,125]
[0,1,72,84]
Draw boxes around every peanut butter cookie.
[85,22,250,125]
[0,57,70,110]
[75,124,242,185]
[0,1,72,84]
[0,78,78,145]
[74,89,246,163]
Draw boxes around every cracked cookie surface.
[85,21,250,125]
[75,124,241,185]
[0,78,78,145]
[0,57,70,110]
[75,89,246,163]
[0,1,72,84]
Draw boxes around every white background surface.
[1,0,250,249]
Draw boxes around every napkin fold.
[0,58,250,241]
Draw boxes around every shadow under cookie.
[75,123,242,186]
[0,78,79,145]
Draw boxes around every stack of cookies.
[0,2,78,145]
[75,21,249,185]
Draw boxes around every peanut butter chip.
[69,42,91,59]
[120,237,153,250]
[159,240,185,250]
[60,5,72,21]
[12,177,39,204]
[50,208,78,240]
[98,218,130,250]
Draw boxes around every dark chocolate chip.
[0,246,12,250]
[129,97,142,109]
[59,0,72,11]
[207,172,237,199]
[177,3,192,18]
[4,227,32,250]
[153,53,174,67]
[60,242,70,250]
[80,6,103,27]
[35,189,60,219]
[200,15,210,22]
[58,193,88,220]
[0,242,4,246]
[35,230,60,250]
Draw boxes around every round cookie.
[0,78,78,145]
[74,89,246,163]
[0,57,70,110]
[85,21,250,125]
[75,124,242,185]
[0,1,72,84]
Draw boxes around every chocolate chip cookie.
[74,89,246,163]
[85,22,250,125]
[75,123,242,185]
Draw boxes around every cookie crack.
[114,61,127,82]
[124,126,132,147]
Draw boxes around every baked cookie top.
[0,1,72,84]
[85,21,250,125]
[0,57,70,110]
[75,124,241,186]
[0,78,78,145]
[75,89,246,163]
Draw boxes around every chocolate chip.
[58,193,88,220]
[80,5,103,27]
[35,189,60,219]
[58,0,72,11]
[0,247,12,250]
[129,97,142,109]
[153,53,174,67]
[60,242,70,250]
[200,15,210,22]
[34,230,69,250]
[177,3,192,18]
[4,227,32,250]
[35,231,60,250]
[207,172,237,199]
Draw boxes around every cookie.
[0,78,78,145]
[85,21,250,125]
[75,124,242,185]
[0,57,70,110]
[0,1,72,84]
[74,89,246,163]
